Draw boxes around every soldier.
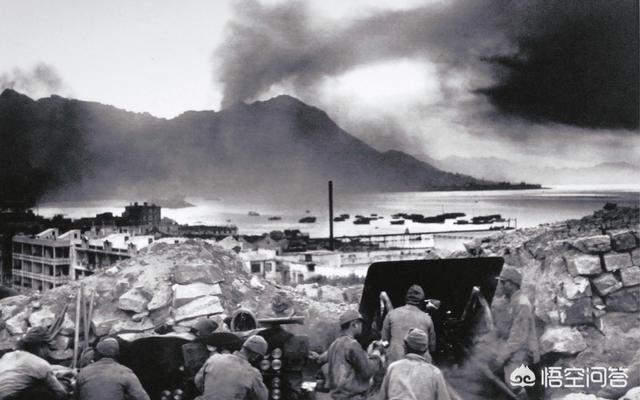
[494,268,540,398]
[0,326,68,400]
[319,310,384,400]
[75,337,150,400]
[379,328,451,400]
[382,285,436,365]
[194,335,269,400]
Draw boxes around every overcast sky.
[1,0,638,168]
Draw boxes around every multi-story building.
[176,224,238,240]
[122,202,161,227]
[72,233,154,279]
[12,228,81,292]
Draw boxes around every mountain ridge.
[0,89,540,206]
[415,153,640,185]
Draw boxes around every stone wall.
[461,205,639,397]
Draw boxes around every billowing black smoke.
[216,0,638,131]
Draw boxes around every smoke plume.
[216,0,638,131]
[0,63,66,99]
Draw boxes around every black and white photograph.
[0,0,638,399]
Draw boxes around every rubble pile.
[0,240,359,360]
[461,205,639,397]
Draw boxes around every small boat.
[299,216,316,223]
[437,212,466,219]
[333,217,346,222]
[390,220,405,225]
[406,214,424,221]
[354,217,372,225]
[340,214,350,219]
[248,211,260,217]
[268,216,282,221]
[472,214,502,224]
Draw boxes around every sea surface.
[36,185,639,238]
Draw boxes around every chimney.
[328,180,334,251]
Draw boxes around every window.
[304,254,313,262]
[307,263,316,272]
[265,262,272,272]
[251,263,261,273]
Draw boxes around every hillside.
[0,89,540,206]
[418,154,640,186]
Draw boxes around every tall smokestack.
[328,180,334,251]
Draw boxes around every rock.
[173,326,192,334]
[28,307,56,328]
[295,284,320,300]
[566,254,602,276]
[603,253,633,271]
[59,314,75,336]
[113,279,130,298]
[343,286,362,304]
[118,288,151,313]
[250,276,265,291]
[632,248,640,265]
[563,276,592,300]
[174,263,224,285]
[49,349,73,361]
[562,297,594,325]
[591,273,623,296]
[132,311,149,322]
[117,332,149,342]
[51,335,71,350]
[591,312,640,366]
[0,295,29,309]
[173,283,222,307]
[553,394,601,400]
[592,295,606,310]
[540,326,587,355]
[572,235,611,254]
[534,256,567,323]
[0,296,29,320]
[5,311,28,335]
[105,266,119,276]
[605,286,640,312]
[610,231,638,252]
[110,318,155,334]
[1,305,22,321]
[92,315,122,337]
[319,286,344,303]
[147,285,173,311]
[173,296,224,322]
[621,266,640,287]
[232,279,249,295]
[0,330,17,352]
[622,387,640,400]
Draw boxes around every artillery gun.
[117,310,309,400]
